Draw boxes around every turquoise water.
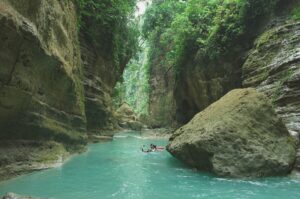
[0,132,300,199]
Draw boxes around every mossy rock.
[167,88,297,178]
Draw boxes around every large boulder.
[167,88,297,177]
[114,102,144,130]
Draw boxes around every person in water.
[141,148,153,153]
[141,145,152,152]
[141,144,156,152]
[150,144,157,150]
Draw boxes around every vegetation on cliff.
[143,0,283,74]
[113,54,150,116]
[112,1,151,116]
[292,5,300,20]
[75,0,139,72]
[0,0,139,180]
[140,0,298,124]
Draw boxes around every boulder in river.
[167,88,297,177]
[115,102,144,130]
[2,193,35,199]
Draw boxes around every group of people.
[141,144,164,153]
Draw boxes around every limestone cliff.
[0,0,124,144]
[0,0,86,145]
[148,53,176,128]
[80,36,119,134]
[168,2,300,172]
[148,1,300,135]
[242,15,300,171]
[0,0,128,180]
[174,57,242,124]
[242,18,300,138]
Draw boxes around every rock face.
[167,88,297,177]
[148,57,176,127]
[0,0,122,141]
[242,16,300,171]
[115,102,144,130]
[243,18,300,139]
[174,58,242,124]
[0,0,86,145]
[0,140,70,181]
[0,0,125,180]
[80,36,119,134]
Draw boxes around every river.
[0,131,299,199]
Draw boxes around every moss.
[41,116,87,146]
[0,140,72,181]
[271,69,294,103]
[73,75,86,117]
[32,141,68,163]
[255,28,279,48]
[287,136,299,148]
[291,6,300,20]
[168,88,296,177]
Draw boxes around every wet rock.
[167,88,297,177]
[242,20,300,138]
[294,147,300,172]
[115,102,144,130]
[242,19,300,171]
[0,140,73,181]
[2,192,36,199]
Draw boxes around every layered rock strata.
[0,0,86,145]
[0,0,124,180]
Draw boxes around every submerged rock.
[167,88,297,177]
[2,193,36,199]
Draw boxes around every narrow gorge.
[0,0,300,198]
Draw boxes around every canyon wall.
[0,0,126,180]
[0,0,86,146]
[148,54,176,128]
[148,1,300,137]
[242,17,300,137]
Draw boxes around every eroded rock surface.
[80,36,120,134]
[242,18,300,171]
[167,88,297,177]
[148,55,176,128]
[0,0,125,180]
[115,102,144,130]
[0,0,86,145]
[243,19,300,138]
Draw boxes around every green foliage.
[291,6,300,20]
[142,0,280,74]
[75,0,139,72]
[113,49,150,115]
[142,0,187,74]
[142,0,187,39]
